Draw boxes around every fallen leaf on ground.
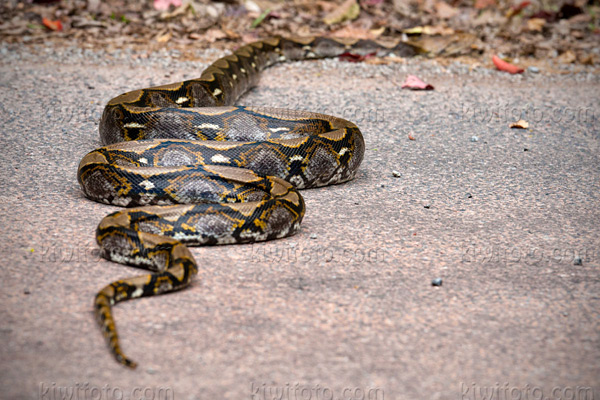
[154,0,182,11]
[526,18,546,32]
[510,119,529,129]
[401,75,434,90]
[408,134,416,140]
[506,1,530,18]
[403,25,455,36]
[474,0,496,9]
[41,17,63,31]
[435,1,458,19]
[557,50,576,64]
[492,55,524,73]
[338,51,376,62]
[323,0,360,25]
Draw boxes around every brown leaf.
[510,120,529,129]
[526,18,546,32]
[474,0,496,9]
[557,50,576,64]
[435,1,458,19]
[323,0,360,25]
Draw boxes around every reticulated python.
[78,36,415,368]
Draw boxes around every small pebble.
[424,204,430,209]
[23,289,31,295]
[431,278,443,287]
[470,136,479,142]
[392,170,401,177]
[310,233,318,239]
[528,66,540,73]
[573,257,582,266]
[466,193,472,198]
[380,184,385,188]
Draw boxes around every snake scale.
[77,36,415,368]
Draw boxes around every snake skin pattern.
[78,36,415,368]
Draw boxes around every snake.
[77,36,416,368]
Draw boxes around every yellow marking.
[240,68,246,73]
[270,136,309,147]
[232,74,237,80]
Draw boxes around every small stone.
[392,170,401,177]
[431,278,443,286]
[528,66,540,73]
[424,205,430,209]
[470,136,479,142]
[310,233,318,239]
[380,184,385,188]
[23,289,31,295]
[466,193,472,198]
[573,257,583,266]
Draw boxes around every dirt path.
[0,46,598,399]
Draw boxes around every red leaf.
[401,75,434,90]
[338,51,377,62]
[42,17,63,31]
[492,55,523,74]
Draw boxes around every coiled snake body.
[78,36,415,368]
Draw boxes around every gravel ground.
[0,43,599,400]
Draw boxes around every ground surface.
[0,44,599,400]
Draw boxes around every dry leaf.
[492,55,524,73]
[557,50,576,64]
[401,75,434,90]
[435,1,458,19]
[408,134,416,140]
[42,17,63,31]
[156,32,171,42]
[154,0,182,11]
[474,0,496,9]
[510,120,529,129]
[323,0,360,25]
[526,18,546,32]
